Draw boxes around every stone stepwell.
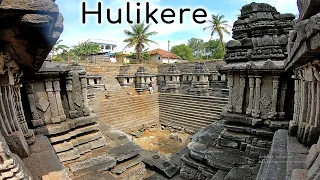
[89,88,160,133]
[159,93,228,132]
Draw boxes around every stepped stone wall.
[158,60,226,74]
[159,93,228,132]
[89,90,160,133]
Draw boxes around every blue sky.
[56,0,298,52]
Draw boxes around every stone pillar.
[315,81,320,126]
[66,74,78,119]
[88,78,95,85]
[24,81,44,127]
[226,74,234,112]
[268,76,279,119]
[222,74,226,81]
[236,74,246,113]
[290,74,301,135]
[53,78,66,121]
[45,78,60,124]
[278,81,288,119]
[0,88,14,134]
[309,81,317,125]
[1,86,20,132]
[12,85,35,144]
[252,75,262,118]
[79,72,90,116]
[246,75,255,115]
[200,75,205,82]
[298,78,308,141]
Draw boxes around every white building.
[148,48,182,64]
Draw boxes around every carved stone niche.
[0,53,32,158]
[289,60,320,145]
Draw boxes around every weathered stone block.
[291,169,307,180]
[305,144,320,169]
[219,137,240,149]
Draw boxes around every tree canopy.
[123,22,157,63]
[203,40,225,59]
[170,44,194,60]
[186,38,225,60]
[203,14,231,52]
[70,42,101,59]
[187,38,205,59]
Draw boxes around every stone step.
[159,100,225,111]
[98,106,159,118]
[160,112,220,127]
[211,170,228,180]
[160,111,220,125]
[160,114,212,131]
[111,154,144,174]
[159,93,228,103]
[159,98,228,106]
[23,135,71,180]
[160,118,201,132]
[102,111,159,122]
[160,109,220,121]
[159,98,226,108]
[98,98,158,108]
[111,118,159,132]
[67,140,141,176]
[100,102,159,113]
[181,152,217,179]
[159,104,223,116]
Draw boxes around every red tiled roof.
[148,48,180,59]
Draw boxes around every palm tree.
[123,22,158,63]
[203,14,231,52]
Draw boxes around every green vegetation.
[123,22,158,63]
[184,38,225,60]
[52,40,69,62]
[170,44,194,60]
[52,40,101,62]
[127,49,151,63]
[187,38,205,59]
[203,14,231,52]
[69,42,101,60]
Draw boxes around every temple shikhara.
[1,0,320,180]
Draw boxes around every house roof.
[148,48,180,59]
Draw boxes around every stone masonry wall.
[158,60,226,74]
[159,93,228,133]
[88,89,160,133]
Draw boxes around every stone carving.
[187,62,211,96]
[135,67,157,94]
[181,3,295,179]
[0,136,32,180]
[289,61,320,145]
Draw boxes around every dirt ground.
[133,129,190,156]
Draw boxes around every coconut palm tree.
[123,22,158,63]
[203,14,231,52]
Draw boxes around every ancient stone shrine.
[179,3,296,180]
[158,64,181,93]
[135,66,157,94]
[187,62,211,96]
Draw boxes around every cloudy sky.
[56,0,298,52]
